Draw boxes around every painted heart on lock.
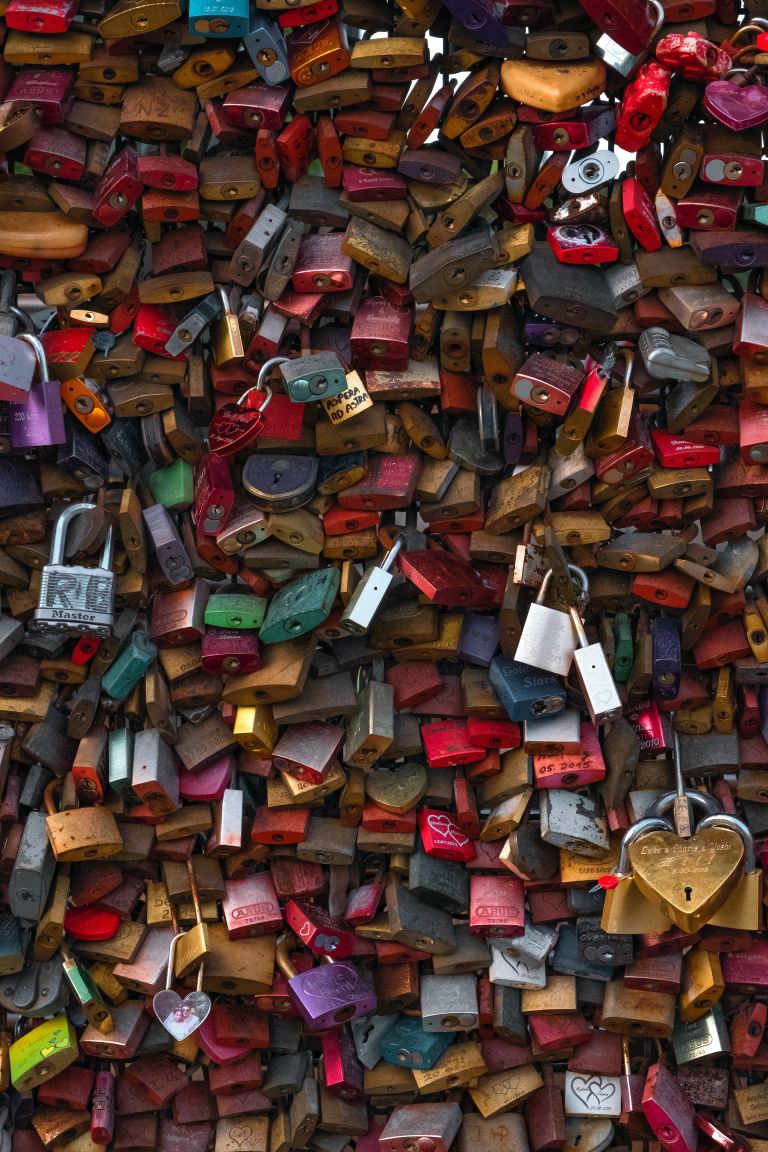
[703,80,768,131]
[153,989,211,1040]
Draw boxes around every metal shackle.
[645,790,722,822]
[18,332,49,381]
[616,816,675,878]
[697,813,757,874]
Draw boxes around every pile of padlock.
[4,0,768,1148]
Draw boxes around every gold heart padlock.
[628,818,744,933]
[621,741,754,933]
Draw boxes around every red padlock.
[615,61,671,153]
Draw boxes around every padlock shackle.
[43,778,62,816]
[164,933,185,990]
[49,502,100,566]
[99,526,114,573]
[697,814,757,873]
[645,790,721,822]
[275,934,299,980]
[616,816,674,877]
[18,332,49,381]
[381,534,404,573]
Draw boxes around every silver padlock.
[515,567,581,677]
[34,502,115,637]
[0,615,22,663]
[0,331,36,403]
[243,12,290,85]
[420,973,478,1031]
[638,327,711,383]
[9,810,55,924]
[562,150,620,194]
[540,789,610,857]
[524,707,582,754]
[488,940,547,989]
[340,535,404,636]
[567,566,622,726]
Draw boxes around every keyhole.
[574,1137,582,1146]
[684,886,693,902]
[272,472,282,486]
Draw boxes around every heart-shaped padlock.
[153,989,211,1040]
[208,356,284,456]
[153,932,211,1039]
[628,823,744,932]
[704,73,768,130]
[208,402,267,457]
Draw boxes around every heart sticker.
[208,404,265,457]
[703,80,768,131]
[153,989,211,1040]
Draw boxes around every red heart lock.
[208,404,266,457]
[64,906,121,941]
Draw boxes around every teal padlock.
[204,592,267,630]
[742,203,768,227]
[259,567,341,645]
[102,630,158,701]
[612,611,633,683]
[108,728,136,801]
[381,1016,456,1070]
[149,457,194,511]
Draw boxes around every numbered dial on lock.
[628,825,745,932]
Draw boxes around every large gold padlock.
[43,778,123,862]
[607,800,751,933]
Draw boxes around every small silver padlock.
[340,535,404,636]
[34,502,115,637]
[638,327,711,383]
[568,566,622,726]
[562,151,620,194]
[515,567,581,677]
[0,331,36,402]
[420,974,479,1032]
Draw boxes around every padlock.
[9,333,66,449]
[34,503,114,637]
[275,934,377,1029]
[515,568,579,676]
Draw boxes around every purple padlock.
[503,411,523,467]
[524,311,581,348]
[277,936,377,1030]
[458,612,500,667]
[9,334,66,449]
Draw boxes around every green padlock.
[10,1014,78,1090]
[259,567,341,645]
[204,592,267,630]
[149,457,194,511]
[62,948,113,1032]
[612,611,633,683]
[103,629,158,700]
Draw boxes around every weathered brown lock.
[43,778,122,861]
